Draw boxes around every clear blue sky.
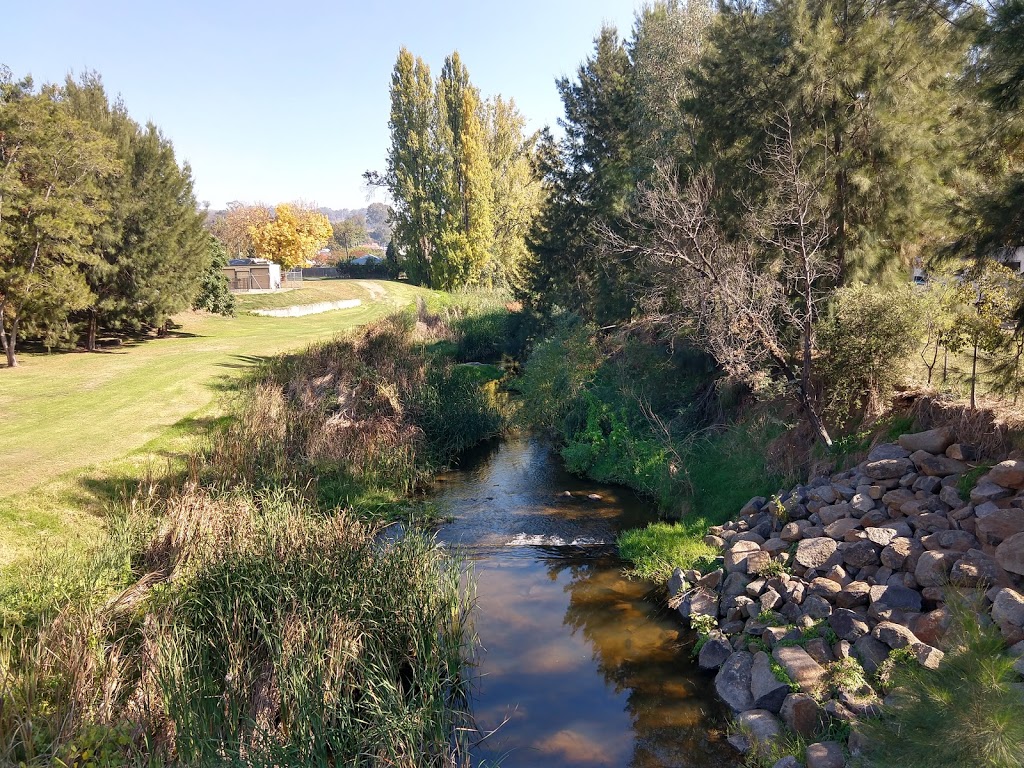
[3,0,644,211]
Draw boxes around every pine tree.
[527,26,638,322]
[691,0,972,283]
[0,81,117,366]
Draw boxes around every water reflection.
[434,435,736,768]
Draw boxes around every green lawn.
[0,279,433,565]
[234,276,378,311]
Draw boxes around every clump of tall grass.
[857,606,1024,768]
[0,310,508,767]
[1,485,474,767]
[208,313,508,510]
[617,520,718,581]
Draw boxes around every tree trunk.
[943,346,948,383]
[1,314,19,368]
[971,336,979,410]
[801,387,833,448]
[87,310,98,352]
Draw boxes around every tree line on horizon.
[0,68,232,368]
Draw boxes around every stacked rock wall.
[669,428,1024,767]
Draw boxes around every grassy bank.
[0,280,431,565]
[0,300,513,766]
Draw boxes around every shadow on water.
[433,434,737,768]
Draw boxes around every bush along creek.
[674,426,1024,768]
[0,302,511,768]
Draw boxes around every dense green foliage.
[0,69,213,366]
[374,49,541,291]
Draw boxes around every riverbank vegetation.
[0,300,512,766]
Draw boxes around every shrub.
[859,609,1024,768]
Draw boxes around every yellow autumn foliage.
[249,204,332,269]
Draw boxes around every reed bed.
[0,307,513,767]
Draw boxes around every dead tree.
[602,111,839,446]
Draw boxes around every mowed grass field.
[0,279,433,565]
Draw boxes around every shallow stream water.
[433,434,738,768]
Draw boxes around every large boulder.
[772,645,825,693]
[751,651,791,713]
[991,588,1024,632]
[977,509,1024,546]
[829,608,870,642]
[996,532,1024,576]
[737,709,784,754]
[872,621,920,650]
[698,632,734,670]
[987,460,1024,490]
[910,450,968,478]
[796,538,838,569]
[715,652,754,712]
[780,692,825,738]
[869,583,923,614]
[853,634,890,674]
[868,443,911,461]
[915,550,954,588]
[950,549,1002,588]
[805,741,846,768]
[898,427,954,455]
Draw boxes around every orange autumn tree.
[248,203,332,269]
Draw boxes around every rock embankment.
[669,427,1024,767]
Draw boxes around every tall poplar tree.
[432,53,494,290]
[382,48,438,285]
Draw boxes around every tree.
[249,203,332,269]
[192,235,235,316]
[364,202,392,246]
[375,48,438,285]
[690,0,972,283]
[209,202,271,259]
[0,82,118,367]
[482,96,543,292]
[604,114,840,446]
[945,260,1021,409]
[527,25,638,322]
[430,53,495,290]
[332,214,367,261]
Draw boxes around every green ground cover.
[233,276,378,311]
[0,280,433,564]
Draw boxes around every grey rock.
[911,450,969,477]
[869,583,923,614]
[723,572,753,597]
[872,621,920,649]
[868,443,911,461]
[996,532,1024,576]
[802,595,833,620]
[715,652,755,712]
[842,540,881,569]
[914,550,954,587]
[992,588,1024,629]
[912,641,945,670]
[898,427,954,455]
[737,709,784,753]
[988,460,1024,490]
[668,567,688,599]
[771,758,804,768]
[940,484,965,508]
[853,634,890,674]
[881,538,913,569]
[951,549,1002,587]
[805,741,846,768]
[864,526,898,547]
[796,537,838,569]
[971,481,1013,505]
[864,457,914,480]
[773,645,825,693]
[978,509,1024,546]
[922,530,979,553]
[829,608,870,642]
[780,692,825,738]
[698,632,734,670]
[835,581,870,609]
[751,651,791,713]
[825,518,862,539]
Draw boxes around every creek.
[433,434,739,768]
